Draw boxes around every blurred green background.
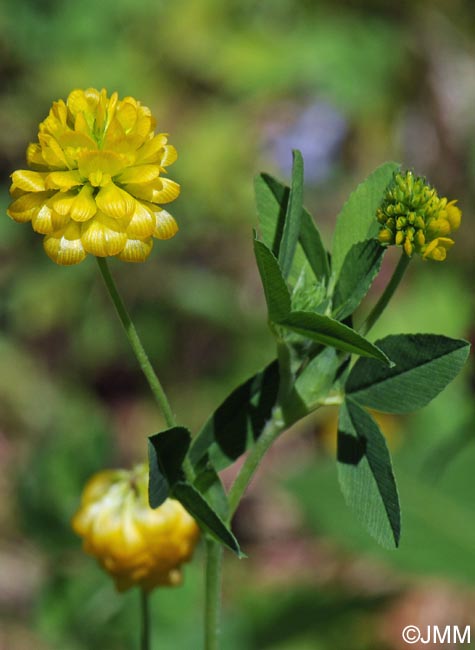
[0,0,474,648]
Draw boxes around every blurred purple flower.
[263,101,348,183]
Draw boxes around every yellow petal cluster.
[72,465,200,592]
[8,89,180,265]
[377,171,461,262]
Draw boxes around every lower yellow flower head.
[377,171,461,262]
[8,88,180,265]
[72,465,200,592]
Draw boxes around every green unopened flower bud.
[396,216,407,229]
[414,216,425,230]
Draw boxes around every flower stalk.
[205,540,223,650]
[96,257,176,428]
[361,253,410,335]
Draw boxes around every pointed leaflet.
[337,398,400,549]
[278,150,304,279]
[172,482,243,556]
[333,239,384,320]
[254,173,289,255]
[346,334,471,413]
[189,361,280,471]
[299,207,330,282]
[254,167,329,283]
[148,426,191,508]
[193,462,229,520]
[253,238,291,322]
[277,311,391,365]
[331,162,399,279]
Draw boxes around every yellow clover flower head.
[8,88,180,265]
[72,464,200,592]
[377,170,461,262]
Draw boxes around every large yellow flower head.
[377,170,461,262]
[8,88,180,265]
[72,464,200,592]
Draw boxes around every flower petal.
[116,100,137,133]
[45,170,83,191]
[117,164,161,185]
[445,201,462,231]
[81,213,128,256]
[153,209,178,240]
[26,143,47,169]
[11,170,47,192]
[7,191,51,223]
[117,237,153,262]
[67,88,100,116]
[78,150,128,180]
[136,134,168,163]
[126,202,155,238]
[38,133,69,168]
[31,204,69,234]
[426,218,451,238]
[43,222,86,265]
[96,182,136,218]
[57,131,98,151]
[423,237,454,261]
[160,145,178,168]
[152,178,180,203]
[51,191,76,215]
[70,185,98,222]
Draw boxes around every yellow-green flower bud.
[378,228,394,244]
[415,230,425,247]
[376,170,461,262]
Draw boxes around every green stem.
[361,253,410,336]
[140,589,150,650]
[205,539,223,650]
[96,257,176,429]
[227,407,285,517]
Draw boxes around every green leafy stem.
[98,153,470,650]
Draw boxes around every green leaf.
[346,334,471,413]
[254,168,329,285]
[277,310,392,365]
[294,347,340,411]
[254,238,291,322]
[333,239,384,320]
[279,150,304,278]
[189,361,280,471]
[193,462,229,520]
[172,482,243,556]
[148,426,191,508]
[331,162,399,279]
[337,398,400,548]
[299,208,330,282]
[254,172,289,255]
